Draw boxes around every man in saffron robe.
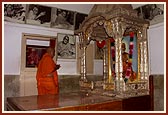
[36,47,60,95]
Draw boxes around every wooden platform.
[6,76,154,111]
[6,92,151,111]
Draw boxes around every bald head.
[47,47,55,58]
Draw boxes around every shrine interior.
[3,3,165,112]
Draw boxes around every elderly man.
[57,35,75,58]
[36,47,60,95]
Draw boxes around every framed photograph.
[57,33,76,59]
[4,4,26,24]
[51,8,75,30]
[26,45,48,67]
[135,4,164,25]
[75,12,88,30]
[26,4,51,27]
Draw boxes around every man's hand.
[56,64,61,70]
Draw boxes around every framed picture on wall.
[4,4,26,24]
[57,33,76,59]
[135,4,164,25]
[26,4,51,27]
[51,8,75,30]
[26,45,48,68]
[75,12,88,30]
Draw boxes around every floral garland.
[124,32,134,83]
[110,38,115,77]
[96,40,106,49]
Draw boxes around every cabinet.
[122,95,151,111]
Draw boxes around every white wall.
[4,22,74,75]
[148,22,164,75]
[94,60,103,75]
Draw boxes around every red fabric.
[50,39,56,48]
[36,53,58,95]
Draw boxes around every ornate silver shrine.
[75,4,150,97]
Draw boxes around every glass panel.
[25,39,50,68]
[122,34,138,83]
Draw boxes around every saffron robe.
[36,53,58,95]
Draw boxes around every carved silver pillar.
[111,19,126,93]
[139,41,145,80]
[142,27,149,81]
[136,27,149,95]
[138,27,149,82]
[103,44,108,83]
[142,27,149,92]
[115,37,125,93]
[78,33,87,82]
[143,41,148,80]
[81,46,87,82]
